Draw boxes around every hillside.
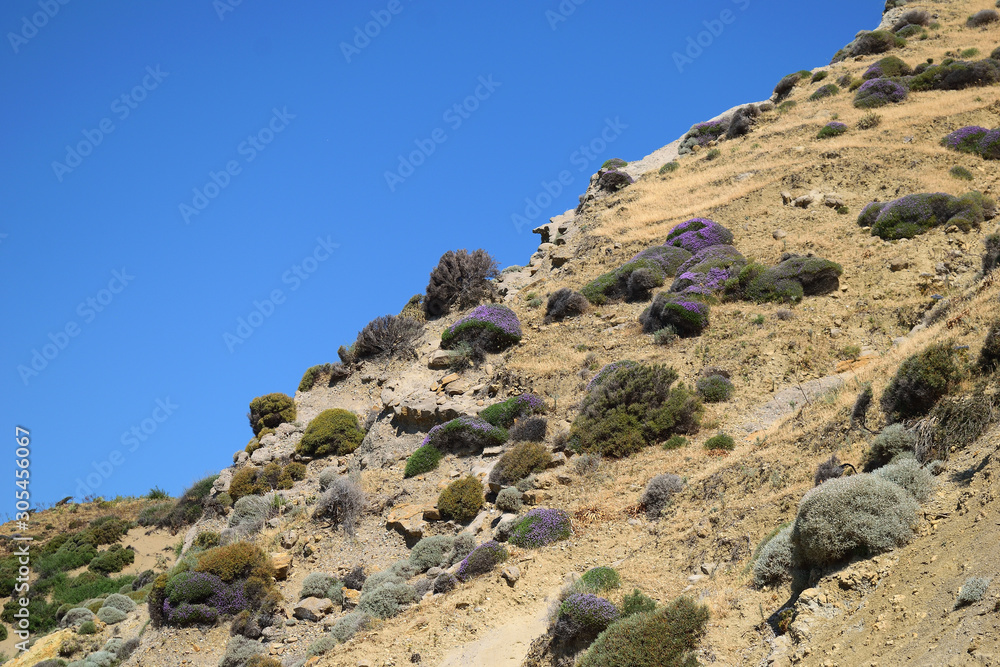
[5,1,1000,666]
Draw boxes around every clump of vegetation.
[480,394,546,428]
[423,415,509,455]
[495,487,523,513]
[578,596,709,667]
[809,84,840,101]
[296,409,365,458]
[544,288,589,323]
[157,474,219,531]
[229,462,304,500]
[489,442,551,487]
[298,363,351,392]
[570,363,702,458]
[858,192,995,240]
[597,169,635,193]
[456,540,508,580]
[704,433,735,451]
[438,476,484,523]
[909,58,1000,92]
[752,525,795,589]
[874,457,935,501]
[778,100,798,113]
[857,112,883,130]
[705,148,722,160]
[863,55,913,79]
[559,593,620,636]
[440,304,522,354]
[892,9,930,32]
[881,342,965,422]
[580,256,672,306]
[620,589,657,618]
[510,416,547,442]
[865,424,917,470]
[640,294,710,337]
[853,78,908,108]
[351,314,422,360]
[659,161,680,174]
[791,474,919,567]
[817,121,847,138]
[679,120,728,153]
[576,567,621,594]
[423,248,500,317]
[834,30,906,63]
[509,508,572,548]
[313,477,366,537]
[941,126,1000,160]
[773,73,801,101]
[956,577,991,607]
[602,158,627,170]
[696,374,733,402]
[667,243,746,294]
[984,233,1000,275]
[404,444,443,478]
[923,391,996,462]
[967,9,999,27]
[951,165,975,180]
[653,326,678,346]
[979,321,1000,372]
[247,393,295,436]
[89,544,135,576]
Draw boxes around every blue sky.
[1,0,878,510]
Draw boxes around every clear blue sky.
[1,0,878,510]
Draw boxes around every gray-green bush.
[752,526,795,589]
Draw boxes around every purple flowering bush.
[809,84,840,101]
[509,508,573,548]
[853,78,908,108]
[160,571,250,626]
[559,593,620,631]
[862,55,912,80]
[679,121,728,154]
[456,540,509,580]
[479,393,545,428]
[639,294,710,337]
[909,58,1000,92]
[942,126,1000,159]
[441,304,522,353]
[423,415,508,454]
[164,602,218,627]
[669,245,747,294]
[665,218,734,254]
[629,245,692,275]
[817,122,848,139]
[857,191,995,239]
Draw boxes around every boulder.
[428,350,453,369]
[342,588,361,610]
[250,447,274,465]
[271,553,292,580]
[387,504,428,538]
[213,468,233,494]
[501,566,521,586]
[293,597,334,622]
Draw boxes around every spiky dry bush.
[351,314,422,360]
[544,288,589,323]
[423,249,500,317]
[640,473,684,519]
[979,321,1000,372]
[313,477,366,537]
[892,9,930,32]
[814,454,852,486]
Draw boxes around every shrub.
[641,474,684,520]
[857,112,883,130]
[663,435,687,450]
[299,572,339,600]
[653,326,678,346]
[865,424,916,470]
[910,58,1000,92]
[423,248,500,317]
[489,442,551,487]
[811,70,828,82]
[228,467,263,501]
[578,596,709,667]
[696,374,733,403]
[810,84,840,101]
[669,244,747,295]
[923,392,996,462]
[659,161,680,174]
[586,361,639,392]
[559,593,620,633]
[680,120,728,153]
[353,314,422,361]
[640,294,710,337]
[704,433,735,451]
[980,321,1000,372]
[773,73,800,100]
[577,567,621,594]
[246,658,282,667]
[227,494,275,538]
[247,393,295,436]
[817,121,847,139]
[580,258,670,305]
[195,542,272,584]
[440,304,522,354]
[571,362,702,457]
[752,526,795,589]
[951,165,974,180]
[495,487,523,513]
[509,508,572,548]
[892,9,930,32]
[438,476,484,523]
[791,473,919,567]
[101,593,136,613]
[854,78,908,108]
[597,169,634,193]
[88,544,135,575]
[409,536,454,573]
[298,363,351,392]
[423,415,509,455]
[78,620,97,635]
[404,445,443,478]
[874,457,935,501]
[984,233,1000,275]
[61,607,95,628]
[665,218,734,254]
[330,610,371,643]
[602,158,627,170]
[96,606,127,624]
[343,565,366,591]
[956,577,991,607]
[941,126,991,155]
[219,636,265,667]
[313,477,366,537]
[479,394,545,429]
[968,9,999,27]
[814,454,851,486]
[297,409,364,459]
[620,589,657,618]
[725,105,760,139]
[850,30,905,58]
[881,342,964,422]
[456,540,508,580]
[860,192,993,240]
[863,55,912,79]
[544,288,589,323]
[510,416,547,442]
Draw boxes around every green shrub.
[456,541,509,580]
[811,70,828,82]
[438,476,484,523]
[495,487,523,513]
[578,596,709,667]
[861,192,994,240]
[950,165,974,180]
[979,321,1000,372]
[489,441,551,487]
[809,84,840,101]
[195,542,273,583]
[857,112,882,130]
[424,415,510,454]
[956,577,991,607]
[909,58,1000,92]
[96,606,127,624]
[864,424,917,470]
[663,435,687,450]
[705,148,721,160]
[404,445,443,478]
[791,473,919,567]
[228,467,263,501]
[576,567,621,594]
[653,326,678,346]
[297,409,365,458]
[78,620,97,635]
[752,526,795,589]
[881,342,964,422]
[602,158,628,169]
[247,393,296,436]
[778,100,797,113]
[299,572,340,600]
[330,610,372,643]
[640,294,710,337]
[479,394,546,428]
[620,589,657,618]
[159,474,219,530]
[874,457,935,501]
[219,636,265,667]
[409,536,454,573]
[704,434,735,451]
[358,582,417,619]
[88,516,132,545]
[570,363,702,458]
[559,593,620,633]
[88,544,135,575]
[696,375,733,402]
[659,161,680,174]
[983,233,1000,275]
[100,593,136,613]
[509,508,572,548]
[817,121,847,138]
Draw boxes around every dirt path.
[438,592,554,667]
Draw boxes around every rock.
[546,452,567,468]
[428,350,452,369]
[440,373,460,385]
[422,507,441,522]
[772,229,787,240]
[830,327,842,338]
[550,248,573,268]
[700,563,719,575]
[556,474,572,485]
[889,258,909,272]
[293,597,334,622]
[687,574,706,584]
[250,447,274,464]
[523,489,551,505]
[446,381,470,396]
[380,388,395,407]
[780,191,793,205]
[213,468,233,494]
[280,531,298,549]
[387,504,428,538]
[793,194,815,208]
[271,553,292,580]
[233,451,249,466]
[482,446,503,457]
[823,193,845,208]
[501,566,521,586]
[342,588,360,610]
